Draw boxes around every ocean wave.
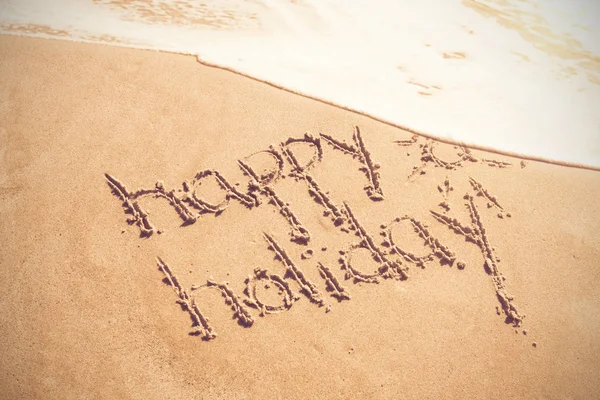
[1,0,599,167]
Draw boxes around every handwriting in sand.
[106,126,523,340]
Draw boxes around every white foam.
[1,0,599,166]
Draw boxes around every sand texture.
[1,36,600,399]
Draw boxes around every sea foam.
[1,0,599,167]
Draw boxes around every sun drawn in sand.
[395,136,512,183]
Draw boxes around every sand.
[1,35,600,399]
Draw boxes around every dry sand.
[1,35,599,399]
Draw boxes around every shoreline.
[2,29,598,172]
[1,0,599,169]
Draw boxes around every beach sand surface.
[1,36,600,399]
